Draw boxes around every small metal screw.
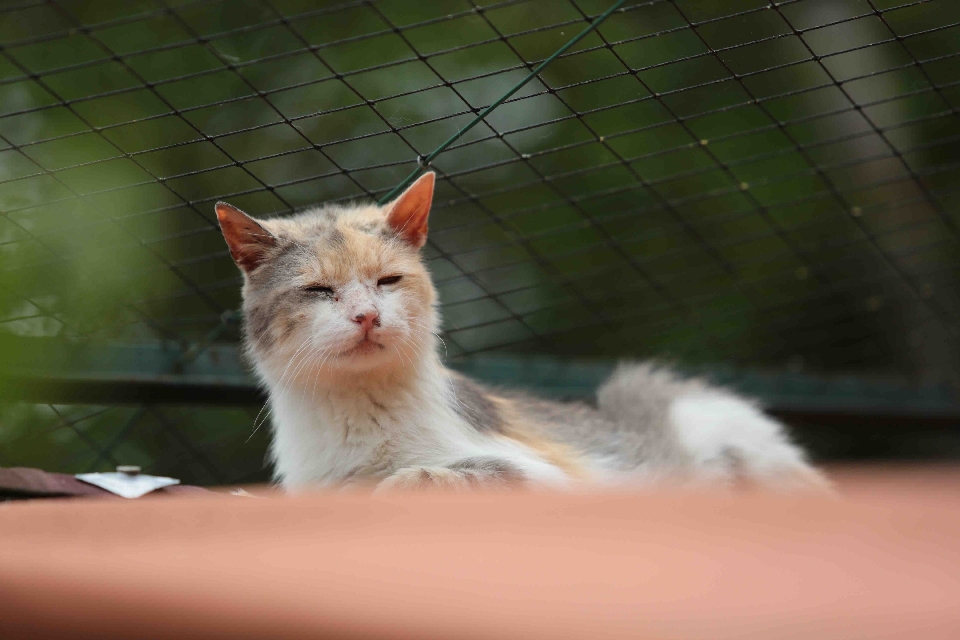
[117,465,141,476]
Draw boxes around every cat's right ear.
[215,202,276,273]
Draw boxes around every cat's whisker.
[245,404,274,444]
[406,318,443,337]
[287,343,331,425]
[247,336,311,442]
[409,332,437,359]
[247,402,272,443]
[405,318,447,358]
[400,340,423,372]
[309,345,336,407]
[248,334,314,439]
[395,333,468,415]
[401,341,423,368]
[395,341,416,371]
[271,338,315,395]
[402,336,428,363]
[288,346,332,428]
[391,344,406,371]
[295,348,325,429]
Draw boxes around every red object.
[0,467,957,640]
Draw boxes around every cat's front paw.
[376,458,528,492]
[375,466,468,492]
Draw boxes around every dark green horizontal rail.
[2,337,960,424]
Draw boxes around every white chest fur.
[269,388,387,488]
[263,361,569,490]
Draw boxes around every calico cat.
[216,172,824,491]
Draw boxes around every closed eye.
[377,275,403,286]
[303,284,334,296]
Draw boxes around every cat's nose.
[352,311,380,334]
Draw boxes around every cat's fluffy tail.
[596,363,828,490]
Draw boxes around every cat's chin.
[340,337,384,356]
[331,339,401,373]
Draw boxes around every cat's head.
[216,172,438,381]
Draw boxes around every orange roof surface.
[1,467,958,640]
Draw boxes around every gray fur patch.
[449,373,503,434]
[326,228,345,248]
[270,238,303,262]
[448,456,523,479]
[248,240,307,292]
[244,302,273,348]
[355,221,379,233]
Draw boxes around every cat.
[216,172,825,491]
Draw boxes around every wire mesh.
[1,0,959,483]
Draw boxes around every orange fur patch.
[266,210,436,313]
[490,396,588,480]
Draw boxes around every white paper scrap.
[75,472,180,499]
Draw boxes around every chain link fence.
[2,0,959,484]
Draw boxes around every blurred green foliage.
[1,0,959,483]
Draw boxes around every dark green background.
[1,0,958,484]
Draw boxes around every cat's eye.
[377,275,403,286]
[303,284,334,296]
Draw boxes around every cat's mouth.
[339,337,385,357]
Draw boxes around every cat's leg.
[375,456,525,492]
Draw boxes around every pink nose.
[352,312,380,334]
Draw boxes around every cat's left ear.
[385,171,434,249]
